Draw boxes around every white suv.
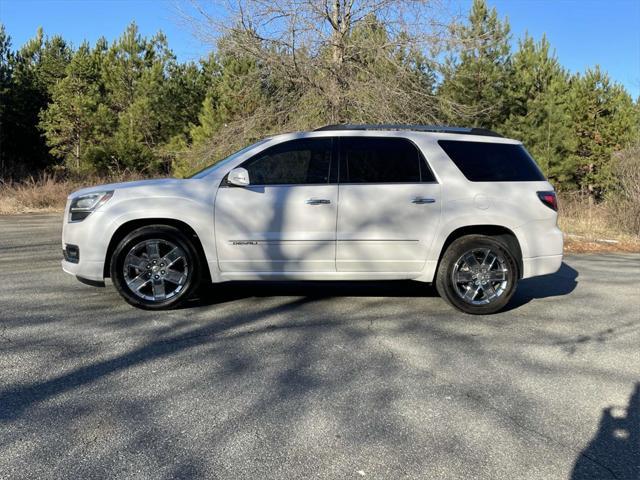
[61,125,563,314]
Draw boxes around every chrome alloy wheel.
[451,248,509,305]
[123,239,189,302]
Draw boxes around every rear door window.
[339,137,435,183]
[438,140,545,182]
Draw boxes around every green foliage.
[1,26,71,177]
[39,43,103,172]
[189,52,263,144]
[0,25,12,175]
[37,23,207,175]
[170,48,268,177]
[500,35,576,188]
[565,67,637,197]
[1,3,638,201]
[436,0,637,199]
[439,0,512,128]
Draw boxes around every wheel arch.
[436,225,523,279]
[103,218,211,282]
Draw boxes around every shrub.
[609,145,640,236]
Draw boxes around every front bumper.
[61,210,109,282]
[62,244,80,263]
[62,258,106,282]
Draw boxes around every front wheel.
[435,235,518,314]
[110,225,201,309]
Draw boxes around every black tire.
[435,234,518,315]
[110,225,201,310]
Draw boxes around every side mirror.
[227,167,250,186]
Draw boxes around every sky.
[1,0,639,98]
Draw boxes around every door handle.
[306,198,331,205]
[412,197,436,204]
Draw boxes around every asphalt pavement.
[0,214,639,479]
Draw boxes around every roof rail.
[314,124,503,137]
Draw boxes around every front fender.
[101,195,220,281]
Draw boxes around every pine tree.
[188,50,263,146]
[161,61,207,140]
[500,35,575,188]
[99,24,176,170]
[190,91,220,145]
[566,67,637,197]
[439,0,512,128]
[1,27,70,177]
[0,25,13,177]
[39,42,103,171]
[101,23,149,113]
[170,50,263,177]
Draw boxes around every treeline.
[0,24,207,177]
[0,0,638,199]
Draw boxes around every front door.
[215,138,337,272]
[336,136,441,272]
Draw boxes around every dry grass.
[0,173,144,215]
[2,175,639,253]
[558,193,640,253]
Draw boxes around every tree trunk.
[329,0,350,123]
[75,132,80,171]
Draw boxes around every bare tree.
[181,0,457,125]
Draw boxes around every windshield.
[188,138,271,179]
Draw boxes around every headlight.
[69,191,113,222]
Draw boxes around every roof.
[314,124,503,138]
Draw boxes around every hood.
[68,178,186,199]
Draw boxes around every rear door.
[336,137,441,272]
[214,137,338,272]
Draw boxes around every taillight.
[537,191,558,211]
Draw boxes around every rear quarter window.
[438,140,546,182]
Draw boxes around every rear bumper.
[522,254,563,279]
[515,219,563,279]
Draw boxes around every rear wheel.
[436,235,518,314]
[110,225,201,309]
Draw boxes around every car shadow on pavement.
[504,262,578,311]
[187,262,578,312]
[186,280,440,308]
[571,382,639,480]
